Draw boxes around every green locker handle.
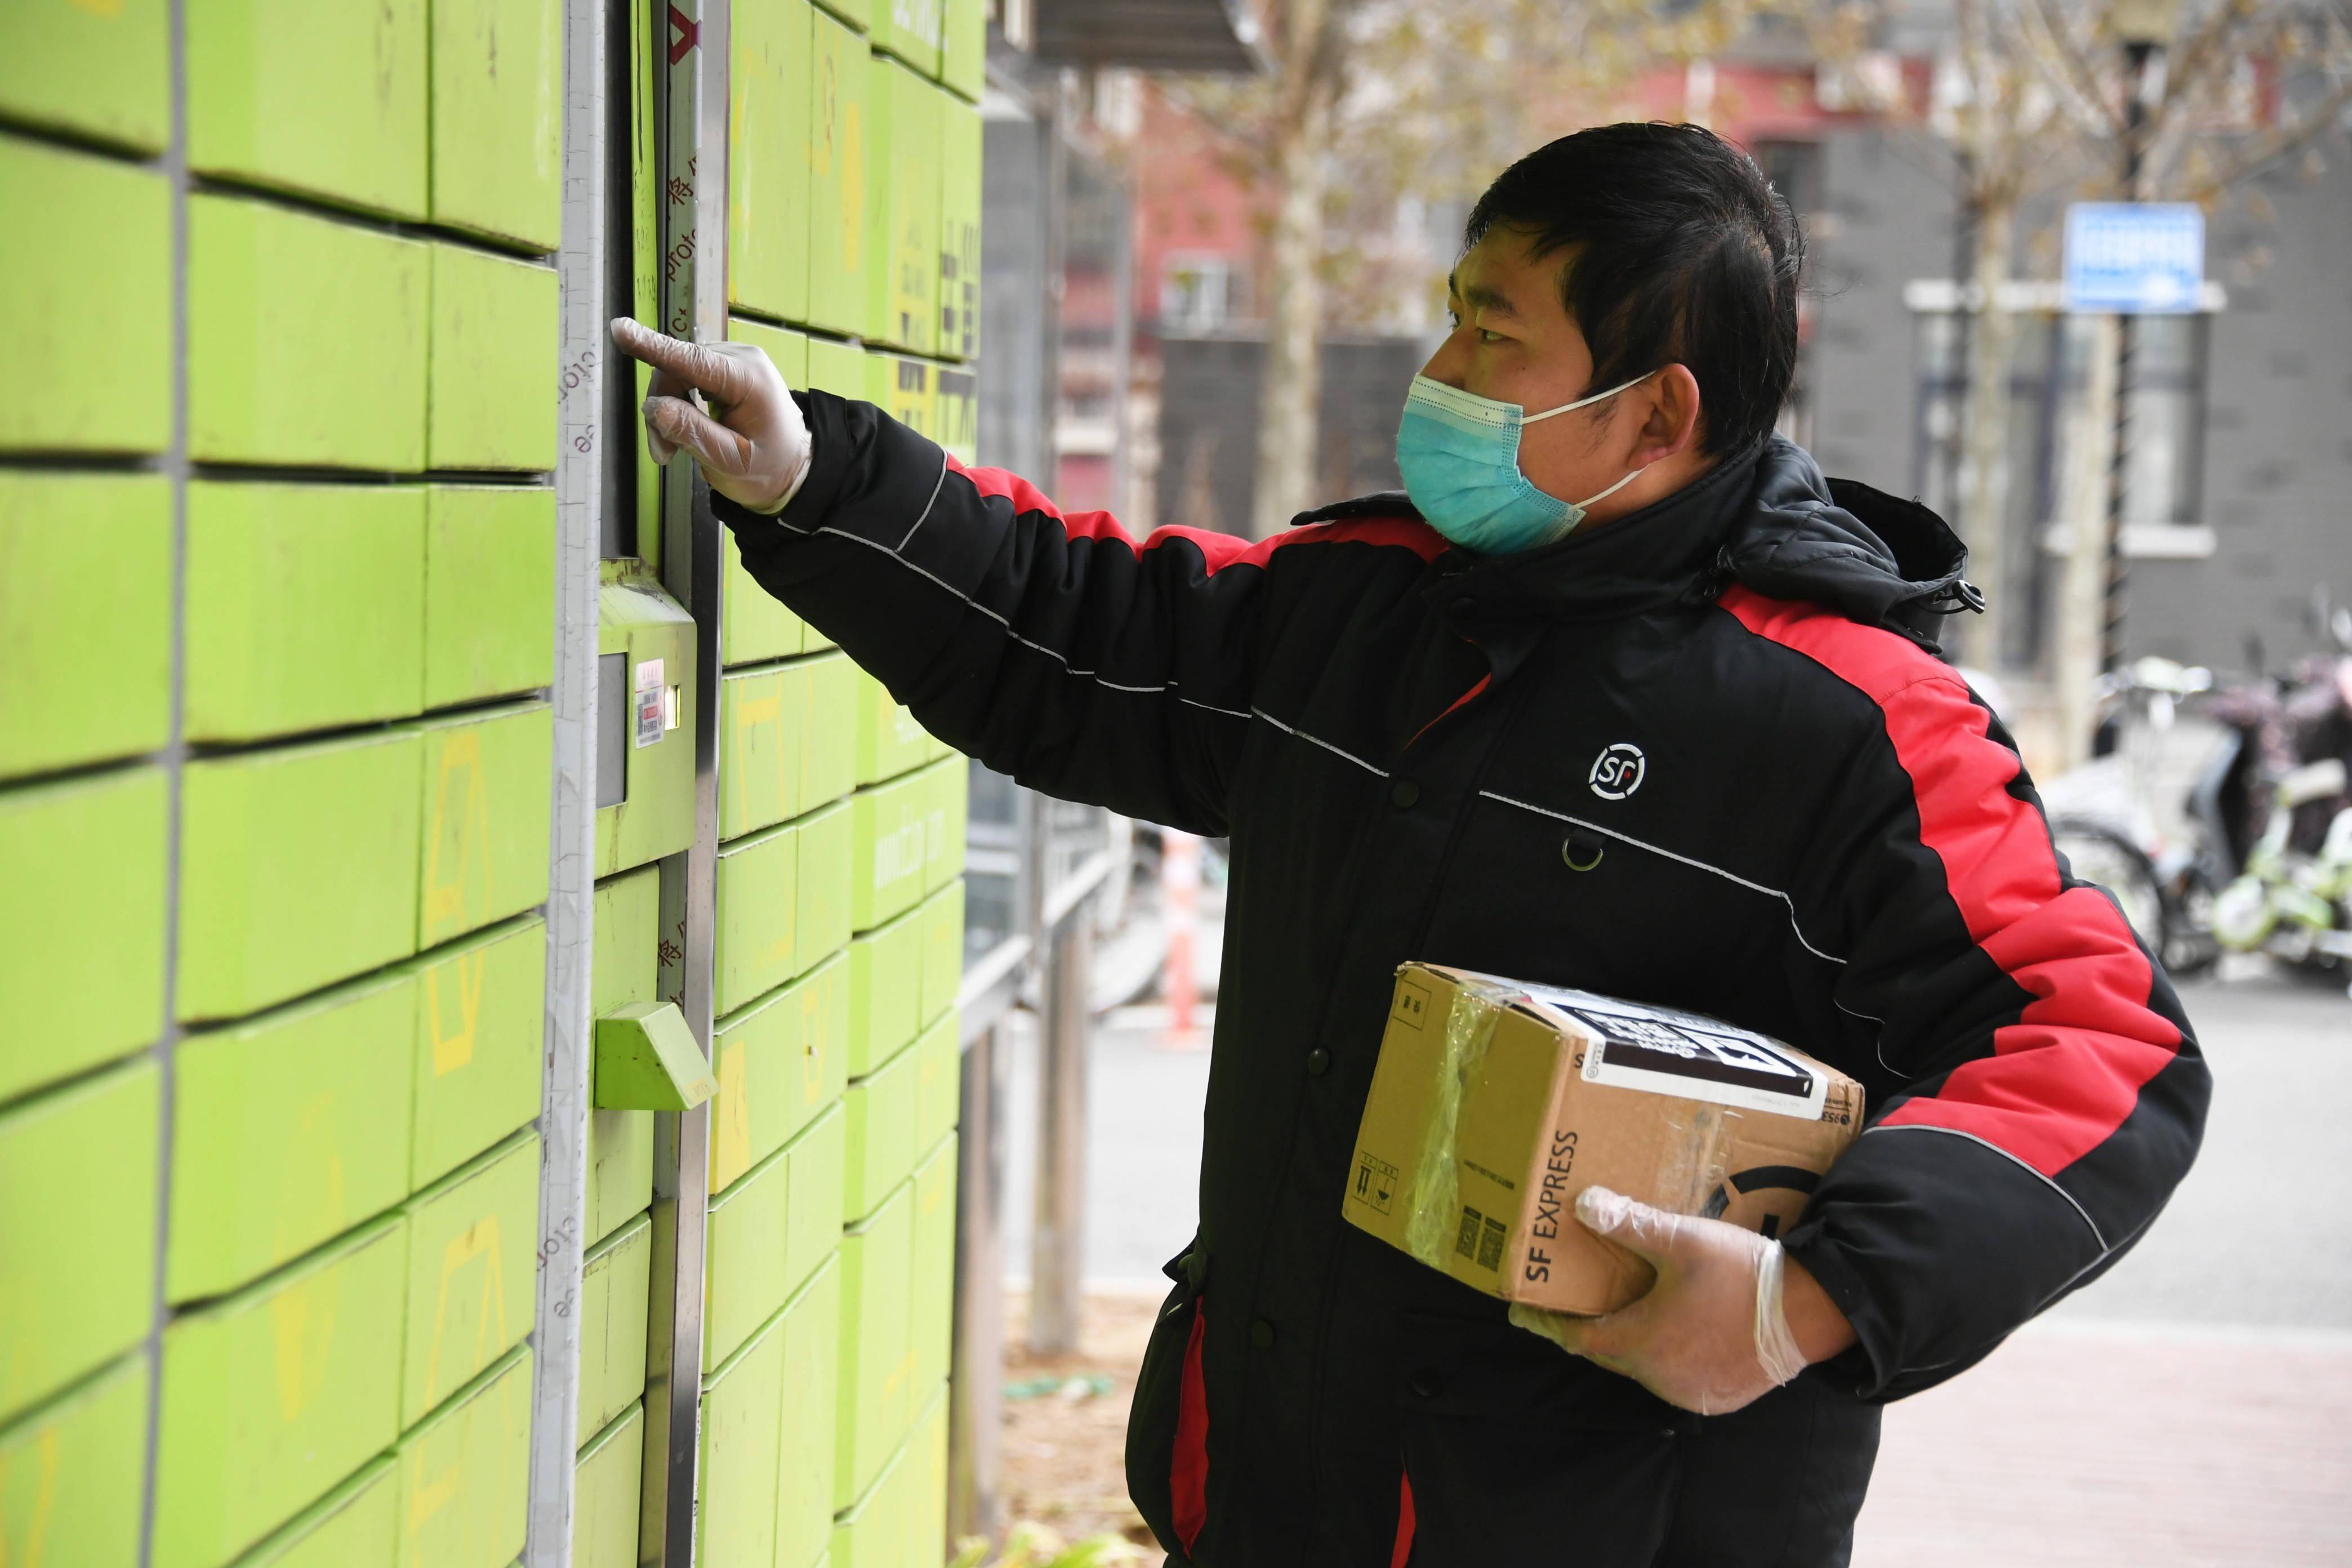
[594,1001,718,1111]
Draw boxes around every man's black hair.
[1464,122,1804,457]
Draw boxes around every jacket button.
[1390,779,1420,809]
[1305,1047,1330,1077]
[1410,1367,1442,1398]
[1250,1318,1276,1350]
[1562,829,1605,871]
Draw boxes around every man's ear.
[1633,364,1704,464]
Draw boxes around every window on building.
[2118,313,2209,529]
[1909,299,2213,669]
[1161,253,1243,333]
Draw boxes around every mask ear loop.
[1522,369,1662,524]
[1520,368,1658,425]
[1569,464,1649,512]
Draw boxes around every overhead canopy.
[1031,0,1266,74]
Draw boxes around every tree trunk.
[1250,0,1337,540]
[1955,196,2016,670]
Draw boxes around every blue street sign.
[2064,202,2206,313]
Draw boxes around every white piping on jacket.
[1478,788,1850,966]
[1863,1122,2110,1251]
[1248,707,1391,778]
[760,479,1255,720]
[896,451,953,550]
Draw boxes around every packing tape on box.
[1655,1100,1734,1216]
[1396,974,1735,1291]
[1400,974,1517,1268]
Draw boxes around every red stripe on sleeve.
[1720,586,2183,1178]
[1391,1470,1416,1568]
[944,456,1442,574]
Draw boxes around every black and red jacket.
[720,396,2208,1567]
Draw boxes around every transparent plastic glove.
[1507,1186,1812,1416]
[609,317,812,514]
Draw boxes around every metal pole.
[1028,902,1093,1355]
[947,1019,1010,1544]
[526,2,612,1561]
[642,1,728,1562]
[2101,39,2158,673]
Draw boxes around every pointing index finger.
[609,317,746,404]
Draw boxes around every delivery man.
[611,122,2207,1567]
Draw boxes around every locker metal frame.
[527,0,614,1560]
[642,0,730,1562]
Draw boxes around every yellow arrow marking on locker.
[271,1097,349,1275]
[714,1040,751,1189]
[404,1357,524,1545]
[732,689,781,831]
[424,1216,509,1413]
[424,732,493,941]
[0,1426,61,1567]
[406,1445,464,1539]
[427,947,488,1077]
[270,1247,342,1423]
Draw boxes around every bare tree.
[1253,0,1356,538]
[1155,0,1782,537]
[1937,0,2075,669]
[2006,0,2352,753]
[1820,0,2349,712]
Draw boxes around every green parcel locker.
[0,0,168,152]
[429,0,564,250]
[167,970,417,1303]
[863,56,939,352]
[0,1063,159,1424]
[186,0,427,218]
[0,473,170,779]
[393,1346,532,1568]
[730,0,817,323]
[0,137,170,453]
[153,1218,406,1568]
[0,1354,150,1568]
[0,766,167,1102]
[805,8,870,336]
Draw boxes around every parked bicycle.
[2041,657,2226,978]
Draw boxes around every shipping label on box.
[1344,964,1863,1316]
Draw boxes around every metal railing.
[947,777,1117,1541]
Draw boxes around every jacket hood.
[1296,435,1982,652]
[1726,437,1984,648]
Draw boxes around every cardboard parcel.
[1344,964,1864,1316]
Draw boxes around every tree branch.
[2181,74,2352,199]
[2022,0,2123,136]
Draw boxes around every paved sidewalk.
[994,970,2352,1558]
[1852,1321,2352,1567]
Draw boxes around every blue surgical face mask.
[1395,370,1656,554]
